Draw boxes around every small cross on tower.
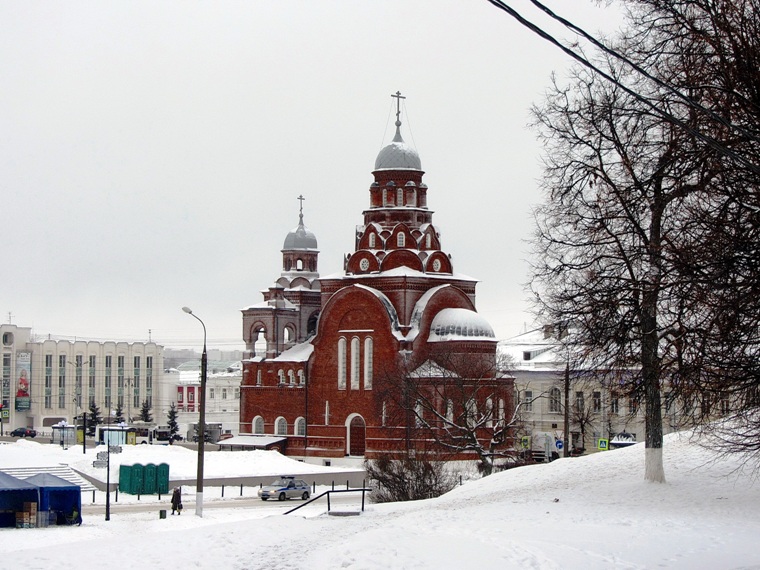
[391,91,405,126]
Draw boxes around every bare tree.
[529,0,760,481]
[375,347,516,476]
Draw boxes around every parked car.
[258,476,310,501]
[10,427,36,438]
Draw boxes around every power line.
[485,0,760,176]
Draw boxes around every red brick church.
[239,94,513,459]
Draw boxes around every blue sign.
[555,440,564,450]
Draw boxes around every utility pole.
[563,361,570,459]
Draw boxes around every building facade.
[239,97,512,459]
[0,324,163,433]
[500,326,724,459]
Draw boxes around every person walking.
[171,486,182,515]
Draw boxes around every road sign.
[1,409,8,419]
[97,452,108,461]
[92,460,108,468]
[598,438,609,451]
[109,446,122,454]
[555,440,564,450]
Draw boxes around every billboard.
[15,351,31,411]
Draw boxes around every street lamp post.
[182,306,208,518]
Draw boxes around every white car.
[258,477,310,501]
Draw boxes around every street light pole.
[182,306,207,518]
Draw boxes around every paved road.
[82,491,368,516]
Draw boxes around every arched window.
[549,387,562,413]
[368,233,376,249]
[253,328,267,358]
[253,416,264,434]
[295,417,306,436]
[397,233,405,247]
[382,401,387,426]
[276,417,287,435]
[363,337,373,389]
[425,233,432,249]
[278,370,285,385]
[298,369,305,385]
[256,370,262,386]
[446,399,454,423]
[337,337,347,389]
[486,397,494,428]
[325,401,330,425]
[397,187,404,205]
[415,400,424,427]
[288,370,295,385]
[350,337,360,390]
[499,398,505,421]
[283,327,293,344]
[296,259,304,271]
[382,189,388,206]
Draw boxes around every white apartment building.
[1,324,163,433]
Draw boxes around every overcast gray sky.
[1,0,622,350]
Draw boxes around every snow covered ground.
[2,432,760,569]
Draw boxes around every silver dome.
[374,125,421,171]
[283,215,318,250]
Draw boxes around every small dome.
[375,124,421,171]
[283,215,318,250]
[428,308,496,342]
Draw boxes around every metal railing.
[283,487,372,515]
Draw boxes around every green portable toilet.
[143,464,156,495]
[130,464,144,495]
[118,465,132,494]
[157,463,170,494]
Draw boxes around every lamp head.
[182,306,192,314]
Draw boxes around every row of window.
[366,231,433,250]
[521,388,733,416]
[252,415,306,436]
[337,336,373,390]
[40,354,153,410]
[251,368,306,386]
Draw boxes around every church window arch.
[253,416,264,434]
[253,328,267,358]
[397,233,405,247]
[382,189,388,206]
[397,187,404,205]
[337,338,347,389]
[275,417,287,435]
[486,397,494,428]
[415,400,424,428]
[369,233,376,249]
[350,337,360,390]
[256,370,262,386]
[425,233,432,249]
[446,399,454,423]
[499,398,506,421]
[363,337,373,389]
[325,401,330,425]
[278,370,285,385]
[296,258,304,271]
[298,369,305,385]
[382,401,387,426]
[288,370,295,385]
[295,417,306,436]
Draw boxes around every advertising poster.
[15,351,31,411]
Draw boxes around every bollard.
[222,485,225,498]
[331,481,335,491]
[159,509,166,519]
[240,483,243,497]
[92,490,95,503]
[115,487,119,502]
[346,480,349,490]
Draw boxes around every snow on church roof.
[428,308,496,342]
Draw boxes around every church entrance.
[348,416,366,456]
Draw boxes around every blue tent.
[24,473,81,523]
[0,472,39,528]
